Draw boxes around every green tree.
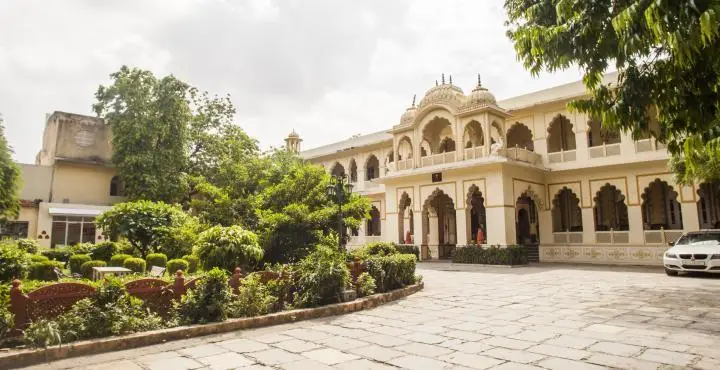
[96,200,189,258]
[505,0,720,183]
[257,154,370,263]
[0,116,21,222]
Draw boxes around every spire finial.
[435,80,438,86]
[477,73,482,86]
[449,75,453,85]
[411,94,416,107]
[441,73,445,84]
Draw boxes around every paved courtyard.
[22,263,720,370]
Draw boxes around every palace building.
[294,73,720,265]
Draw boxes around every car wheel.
[665,268,679,276]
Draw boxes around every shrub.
[166,259,189,274]
[349,241,398,261]
[364,254,416,293]
[451,245,528,265]
[16,239,40,254]
[67,243,94,255]
[0,305,13,343]
[294,246,350,308]
[228,273,277,318]
[174,268,232,324]
[395,244,420,260]
[30,254,49,263]
[0,243,30,281]
[183,255,199,273]
[41,247,72,262]
[109,254,133,267]
[264,264,294,312]
[146,253,167,269]
[28,260,64,281]
[156,216,202,259]
[355,272,376,297]
[90,241,119,261]
[69,254,91,274]
[123,258,146,273]
[193,225,263,272]
[80,260,107,279]
[23,319,64,348]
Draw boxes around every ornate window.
[593,184,629,231]
[547,115,576,153]
[365,155,380,180]
[367,206,381,236]
[349,160,358,183]
[641,179,683,230]
[507,123,534,151]
[330,162,345,178]
[697,181,720,229]
[552,188,583,232]
[587,118,620,147]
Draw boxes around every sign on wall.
[431,172,442,183]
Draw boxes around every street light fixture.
[326,174,354,250]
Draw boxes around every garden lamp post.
[326,174,354,250]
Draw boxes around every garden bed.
[451,245,528,265]
[0,282,423,369]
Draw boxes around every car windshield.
[675,232,720,245]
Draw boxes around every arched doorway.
[466,185,487,244]
[516,192,540,262]
[697,180,720,229]
[348,159,358,183]
[367,206,381,236]
[422,189,456,259]
[398,192,414,244]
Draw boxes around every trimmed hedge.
[166,259,189,274]
[109,254,133,267]
[395,244,420,260]
[28,260,64,281]
[41,248,72,262]
[364,254,416,293]
[80,260,107,279]
[146,253,167,269]
[183,255,199,273]
[16,239,40,254]
[69,254,92,274]
[89,242,118,261]
[451,245,528,265]
[29,254,50,263]
[124,258,146,273]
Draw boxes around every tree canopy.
[505,0,720,183]
[0,116,21,223]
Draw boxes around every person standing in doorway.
[476,225,485,245]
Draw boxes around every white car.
[663,230,720,276]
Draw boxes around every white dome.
[459,79,498,112]
[418,83,465,109]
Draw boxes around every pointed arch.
[348,159,358,182]
[593,184,629,231]
[547,114,576,152]
[330,162,345,178]
[587,117,620,147]
[463,120,484,148]
[490,121,504,145]
[507,122,534,151]
[552,187,582,232]
[397,136,413,161]
[641,179,683,230]
[398,192,414,244]
[367,206,381,236]
[365,155,380,180]
[422,188,457,259]
[466,185,487,244]
[421,116,454,153]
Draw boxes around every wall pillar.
[427,214,439,259]
[681,202,700,233]
[538,210,553,244]
[628,205,644,244]
[581,208,595,244]
[486,206,515,245]
[454,208,466,245]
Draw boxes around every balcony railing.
[547,149,577,163]
[421,151,457,167]
[635,138,666,153]
[595,229,630,244]
[552,231,583,244]
[396,159,413,171]
[588,142,621,158]
[497,147,542,165]
[463,146,485,160]
[644,228,683,245]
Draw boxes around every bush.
[0,243,30,281]
[294,246,350,308]
[146,253,167,269]
[451,245,528,265]
[80,260,107,279]
[90,241,119,261]
[183,255,199,273]
[228,273,277,318]
[349,241,398,261]
[30,254,49,263]
[69,254,91,274]
[41,247,72,262]
[395,244,420,260]
[355,272,376,297]
[174,268,232,324]
[67,243,95,255]
[264,264,294,312]
[16,239,40,254]
[109,254,133,267]
[364,254,416,293]
[156,216,202,259]
[0,305,13,343]
[28,260,64,281]
[166,259,189,274]
[123,258,146,273]
[193,225,263,272]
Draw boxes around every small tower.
[285,129,302,154]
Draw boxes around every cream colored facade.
[299,73,720,265]
[10,112,125,248]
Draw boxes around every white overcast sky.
[0,0,584,164]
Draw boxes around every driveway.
[22,263,720,369]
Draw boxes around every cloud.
[0,0,583,164]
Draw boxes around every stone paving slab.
[20,263,720,370]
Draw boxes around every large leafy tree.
[0,116,20,222]
[505,0,720,183]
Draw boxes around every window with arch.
[507,123,534,151]
[422,116,453,154]
[547,115,576,152]
[438,137,456,153]
[420,139,431,157]
[367,206,381,236]
[552,187,583,232]
[397,136,413,161]
[641,179,683,230]
[490,121,504,145]
[587,118,620,147]
[593,184,629,231]
[348,160,358,182]
[330,162,345,178]
[697,180,720,229]
[463,121,484,148]
[365,155,380,180]
[109,176,126,196]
